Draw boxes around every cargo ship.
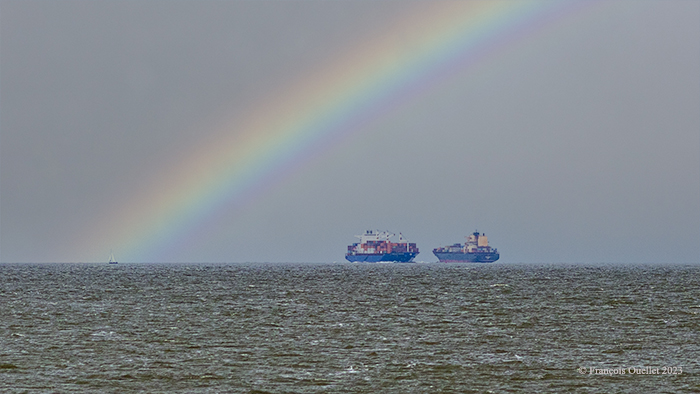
[345,230,419,262]
[433,231,499,263]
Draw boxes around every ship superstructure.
[433,231,499,263]
[345,230,419,263]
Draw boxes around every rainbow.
[82,1,590,262]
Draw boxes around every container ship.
[433,231,499,263]
[345,230,419,262]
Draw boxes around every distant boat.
[433,231,499,263]
[108,251,118,264]
[345,230,419,263]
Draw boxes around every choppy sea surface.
[0,262,698,393]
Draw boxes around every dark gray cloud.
[1,1,698,263]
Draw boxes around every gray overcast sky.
[1,1,698,263]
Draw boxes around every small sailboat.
[108,250,118,264]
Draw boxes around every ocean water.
[0,262,698,393]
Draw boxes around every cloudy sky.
[1,1,698,263]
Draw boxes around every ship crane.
[397,233,409,243]
[355,230,394,243]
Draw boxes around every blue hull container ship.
[433,231,499,263]
[345,230,419,263]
